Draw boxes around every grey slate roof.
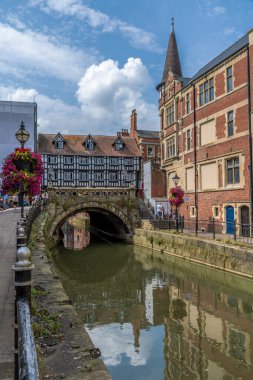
[187,33,248,87]
[136,129,160,139]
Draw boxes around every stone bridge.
[45,186,141,245]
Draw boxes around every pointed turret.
[162,18,182,82]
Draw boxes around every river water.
[52,242,253,380]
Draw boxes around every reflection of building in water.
[62,212,90,249]
[164,280,253,380]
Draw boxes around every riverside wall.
[30,214,112,380]
[133,228,253,279]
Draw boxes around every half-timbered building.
[38,132,141,188]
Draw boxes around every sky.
[0,0,253,136]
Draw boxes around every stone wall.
[133,228,253,278]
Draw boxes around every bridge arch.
[49,200,132,241]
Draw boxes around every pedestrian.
[13,194,19,208]
[156,202,163,219]
[3,193,9,209]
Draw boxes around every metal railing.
[12,199,45,379]
[137,199,253,245]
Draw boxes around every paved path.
[0,209,21,380]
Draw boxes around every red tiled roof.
[38,133,142,157]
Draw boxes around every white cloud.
[76,58,159,133]
[0,86,82,134]
[0,73,159,136]
[0,23,98,82]
[30,0,161,52]
[86,323,152,367]
[211,6,226,16]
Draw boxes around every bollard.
[12,246,34,380]
[16,225,27,250]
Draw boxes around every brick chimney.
[130,109,137,137]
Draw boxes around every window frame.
[166,102,175,126]
[186,129,191,151]
[226,66,233,92]
[227,110,234,137]
[63,171,74,181]
[166,136,176,159]
[63,156,74,164]
[186,93,190,114]
[226,157,240,185]
[199,78,214,107]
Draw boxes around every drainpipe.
[247,45,253,234]
[192,84,198,235]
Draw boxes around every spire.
[162,17,182,82]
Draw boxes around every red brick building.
[157,19,253,235]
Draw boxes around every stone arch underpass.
[48,200,134,244]
[46,186,140,246]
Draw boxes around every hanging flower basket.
[169,186,185,206]
[1,147,44,196]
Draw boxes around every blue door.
[226,206,234,234]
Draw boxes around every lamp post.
[15,121,30,218]
[172,173,180,231]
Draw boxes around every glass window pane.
[227,168,233,184]
[234,167,240,183]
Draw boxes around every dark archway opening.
[58,208,129,250]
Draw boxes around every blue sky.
[0,0,253,135]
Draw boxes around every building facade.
[157,19,253,235]
[0,100,37,168]
[38,132,141,188]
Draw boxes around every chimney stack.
[130,109,137,137]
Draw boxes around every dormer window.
[56,141,64,149]
[84,135,95,151]
[113,137,124,151]
[53,132,65,149]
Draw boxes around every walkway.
[0,209,21,380]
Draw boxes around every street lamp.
[172,173,180,187]
[15,121,30,148]
[172,173,180,231]
[15,121,30,218]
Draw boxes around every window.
[110,157,119,165]
[147,147,154,157]
[213,206,219,218]
[55,141,64,149]
[199,78,214,106]
[115,140,123,151]
[63,156,73,164]
[64,172,73,181]
[126,173,133,181]
[48,156,57,164]
[85,137,94,150]
[186,93,190,114]
[79,157,89,164]
[79,172,88,181]
[226,157,239,185]
[124,158,133,165]
[166,136,176,159]
[109,173,118,181]
[227,111,234,137]
[95,157,104,165]
[186,130,191,150]
[227,66,233,92]
[190,206,196,217]
[94,172,103,181]
[166,102,174,126]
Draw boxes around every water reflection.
[52,243,253,380]
[61,212,90,249]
